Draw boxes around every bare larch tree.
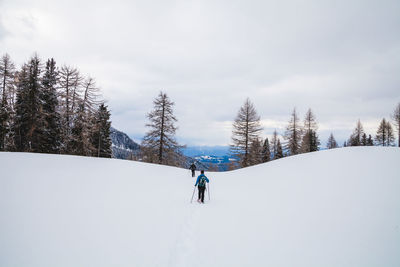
[231,98,263,168]
[284,108,302,155]
[142,91,181,165]
[392,102,400,147]
[327,133,338,149]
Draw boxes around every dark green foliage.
[284,108,302,155]
[327,133,338,149]
[348,120,364,146]
[0,54,15,151]
[300,108,319,153]
[261,138,271,162]
[2,53,110,158]
[367,134,374,146]
[361,133,367,146]
[69,104,89,155]
[249,137,263,165]
[91,103,112,158]
[40,58,62,153]
[392,103,400,147]
[13,56,44,152]
[275,139,284,159]
[0,96,11,150]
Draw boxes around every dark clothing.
[198,186,206,203]
[189,164,196,177]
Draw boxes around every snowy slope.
[0,147,399,267]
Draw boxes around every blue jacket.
[195,174,209,186]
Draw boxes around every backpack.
[198,176,206,187]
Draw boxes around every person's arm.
[194,176,200,186]
[205,176,210,183]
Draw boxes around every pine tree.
[0,54,15,150]
[261,138,271,162]
[249,137,263,165]
[141,92,181,165]
[275,139,284,159]
[326,133,338,149]
[367,134,374,146]
[90,103,111,158]
[13,55,44,152]
[300,108,319,153]
[386,122,395,146]
[69,104,89,155]
[392,103,400,147]
[348,120,364,146]
[40,58,62,153]
[284,108,302,155]
[271,129,279,160]
[230,98,263,167]
[361,133,367,146]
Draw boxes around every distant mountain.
[109,131,233,171]
[110,127,140,159]
[182,146,236,171]
[182,146,230,157]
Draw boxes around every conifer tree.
[375,118,395,146]
[300,108,319,153]
[284,108,302,155]
[69,77,100,156]
[361,133,367,146]
[326,133,338,149]
[0,54,15,150]
[271,129,279,160]
[230,98,263,167]
[40,58,62,153]
[261,138,271,162]
[367,134,374,146]
[90,103,112,158]
[13,55,44,152]
[392,102,400,147]
[142,92,181,165]
[275,139,284,159]
[249,137,263,165]
[348,120,364,146]
[69,104,88,155]
[59,66,81,152]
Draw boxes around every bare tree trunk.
[159,99,165,164]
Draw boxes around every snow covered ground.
[1,147,399,267]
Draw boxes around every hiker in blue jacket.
[195,170,209,203]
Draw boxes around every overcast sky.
[1,0,399,146]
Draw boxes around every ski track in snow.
[168,186,214,267]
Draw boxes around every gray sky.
[1,0,399,146]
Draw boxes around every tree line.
[1,53,398,169]
[0,53,112,157]
[138,93,400,170]
[230,98,400,168]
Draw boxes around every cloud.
[1,0,400,146]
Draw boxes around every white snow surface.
[1,147,399,267]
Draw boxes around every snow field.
[0,147,399,267]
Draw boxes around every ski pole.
[190,186,196,203]
[207,183,210,201]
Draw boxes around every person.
[195,170,209,203]
[189,162,196,177]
